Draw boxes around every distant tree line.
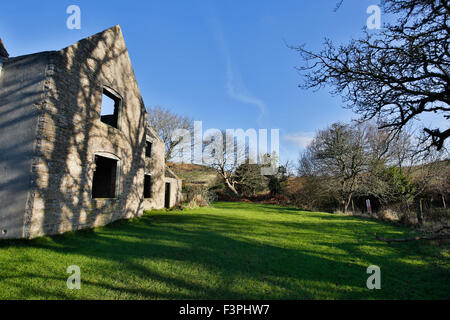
[287,0,449,225]
[294,121,449,224]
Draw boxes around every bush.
[182,184,217,208]
[267,165,288,195]
[234,163,268,197]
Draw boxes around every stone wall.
[142,125,166,210]
[165,168,183,208]
[0,26,182,239]
[0,53,48,239]
[24,26,151,238]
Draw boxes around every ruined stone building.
[0,26,182,239]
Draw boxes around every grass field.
[0,202,449,299]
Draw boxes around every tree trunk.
[344,193,352,213]
[225,179,239,197]
[442,194,447,209]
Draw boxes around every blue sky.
[0,0,383,162]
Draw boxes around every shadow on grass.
[1,205,449,299]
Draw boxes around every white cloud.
[203,6,266,123]
[225,61,266,120]
[283,132,314,148]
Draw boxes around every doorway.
[164,182,171,208]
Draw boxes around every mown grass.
[0,202,449,299]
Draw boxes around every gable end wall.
[24,26,152,238]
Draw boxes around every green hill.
[167,162,218,187]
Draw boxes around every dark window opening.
[92,155,118,198]
[164,182,171,208]
[144,175,152,199]
[146,141,153,158]
[100,88,121,129]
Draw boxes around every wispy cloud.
[203,5,266,122]
[283,132,314,148]
[225,61,266,121]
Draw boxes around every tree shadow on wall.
[25,26,148,237]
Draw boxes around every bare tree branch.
[293,0,450,151]
[146,106,193,161]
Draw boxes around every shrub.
[267,165,288,195]
[182,184,217,208]
[234,163,268,197]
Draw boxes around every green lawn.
[0,202,449,299]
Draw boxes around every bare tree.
[299,122,368,212]
[203,131,247,196]
[433,160,450,208]
[356,123,417,209]
[146,106,193,161]
[406,147,448,198]
[293,0,449,150]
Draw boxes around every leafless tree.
[433,161,450,208]
[299,122,368,212]
[146,106,193,161]
[293,0,449,151]
[406,147,449,198]
[203,131,248,196]
[411,156,450,209]
[355,123,409,202]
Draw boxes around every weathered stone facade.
[0,26,181,239]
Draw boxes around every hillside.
[167,162,219,187]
